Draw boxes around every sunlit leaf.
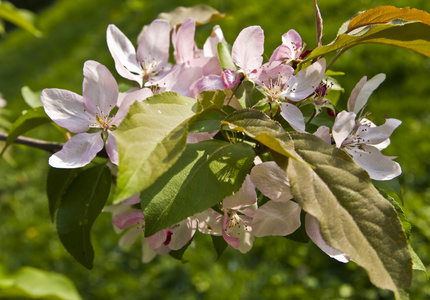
[21,86,42,108]
[115,92,197,202]
[234,80,265,108]
[286,132,412,300]
[157,5,225,28]
[141,140,255,236]
[409,244,429,279]
[197,90,226,112]
[306,7,430,61]
[1,106,51,155]
[0,267,82,300]
[347,6,430,32]
[0,2,41,36]
[222,109,305,163]
[217,42,236,71]
[188,109,225,133]
[57,164,111,269]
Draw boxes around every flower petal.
[41,88,92,133]
[305,214,350,263]
[83,60,119,115]
[280,102,306,133]
[223,175,257,210]
[356,118,401,146]
[332,111,356,148]
[346,145,402,180]
[105,132,118,165]
[169,218,197,250]
[119,227,142,248]
[113,210,144,230]
[348,73,385,114]
[232,26,264,74]
[252,200,301,237]
[49,132,103,168]
[136,19,170,74]
[203,25,226,57]
[250,161,293,202]
[113,88,153,125]
[314,125,331,144]
[281,59,326,101]
[172,18,196,64]
[106,24,142,83]
[195,208,223,235]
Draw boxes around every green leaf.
[115,92,197,202]
[409,244,428,279]
[188,109,225,133]
[217,42,236,71]
[1,106,51,155]
[157,4,225,27]
[222,109,305,164]
[0,267,82,300]
[21,86,42,108]
[47,167,80,222]
[286,132,412,300]
[168,238,193,263]
[197,90,226,112]
[56,164,111,269]
[306,6,430,61]
[0,2,41,36]
[211,235,228,260]
[141,140,255,236]
[234,80,265,108]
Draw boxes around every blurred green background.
[0,0,429,299]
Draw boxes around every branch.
[0,132,63,153]
[0,132,110,158]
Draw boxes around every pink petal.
[48,132,104,168]
[348,74,385,114]
[105,132,118,165]
[113,88,153,125]
[141,238,158,263]
[203,25,226,57]
[136,19,170,74]
[195,208,223,235]
[281,29,303,60]
[281,59,326,101]
[169,218,197,250]
[113,210,144,230]
[222,211,241,249]
[346,145,402,180]
[254,61,294,87]
[332,111,356,148]
[106,24,142,84]
[250,161,293,202]
[173,18,196,64]
[194,75,226,93]
[269,45,292,64]
[356,118,401,146]
[305,214,350,263]
[83,60,119,115]
[252,200,301,237]
[232,26,264,74]
[314,126,331,144]
[147,229,170,249]
[280,103,306,133]
[223,175,257,210]
[41,88,92,133]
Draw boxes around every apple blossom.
[40,60,152,168]
[107,19,171,87]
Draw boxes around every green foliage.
[0,1,41,36]
[287,133,412,299]
[0,266,82,300]
[56,164,111,269]
[306,6,430,61]
[1,106,51,155]
[1,0,430,299]
[142,140,255,236]
[115,92,197,202]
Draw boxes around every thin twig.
[0,132,63,153]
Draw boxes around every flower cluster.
[41,16,401,263]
